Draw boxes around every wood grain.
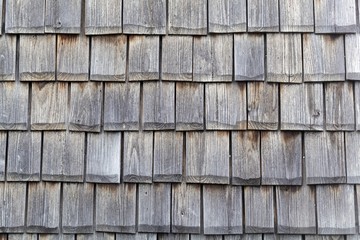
[247,0,279,32]
[345,132,360,183]
[280,0,314,32]
[0,133,5,181]
[39,234,75,240]
[9,235,38,240]
[345,33,360,80]
[158,234,189,240]
[77,233,114,240]
[116,234,156,240]
[355,82,360,130]
[0,35,16,81]
[31,82,68,130]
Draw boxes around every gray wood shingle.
[247,0,279,32]
[85,0,122,35]
[345,33,360,80]
[9,235,37,240]
[0,133,5,182]
[355,82,360,130]
[158,234,189,240]
[0,35,16,81]
[279,0,314,32]
[346,132,360,183]
[116,234,157,240]
[77,233,115,240]
[40,234,75,240]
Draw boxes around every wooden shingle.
[19,35,56,81]
[315,0,357,33]
[0,35,17,81]
[205,83,247,130]
[86,132,121,183]
[244,186,274,233]
[279,0,314,32]
[0,132,5,181]
[303,34,345,82]
[96,184,136,233]
[57,35,89,81]
[247,0,279,32]
[0,82,29,130]
[31,82,68,130]
[42,131,85,182]
[186,131,229,184]
[27,182,61,233]
[172,183,201,233]
[280,83,324,131]
[208,0,246,33]
[143,82,175,130]
[9,235,38,240]
[346,132,360,183]
[266,34,302,83]
[85,0,122,35]
[317,185,356,234]
[62,183,94,233]
[234,34,265,81]
[232,131,261,185]
[247,82,279,130]
[153,132,183,182]
[123,132,153,183]
[203,185,243,234]
[306,236,344,240]
[0,183,27,232]
[5,0,45,34]
[69,82,102,132]
[305,132,346,184]
[276,186,316,234]
[168,0,207,35]
[138,183,171,233]
[7,131,41,181]
[161,36,193,81]
[90,35,127,81]
[193,35,233,82]
[45,0,81,34]
[104,82,140,131]
[123,0,166,34]
[261,131,302,185]
[224,235,262,240]
[176,83,204,131]
[116,234,157,240]
[325,82,355,131]
[39,234,75,240]
[191,236,222,240]
[158,234,189,240]
[356,82,360,130]
[129,36,160,81]
[345,34,360,80]
[77,233,114,240]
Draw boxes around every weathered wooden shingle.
[203,185,243,234]
[261,131,302,185]
[346,34,360,80]
[0,133,6,181]
[116,233,157,240]
[208,0,246,33]
[191,236,222,240]
[7,131,41,181]
[303,34,345,82]
[315,0,357,33]
[176,83,204,131]
[123,132,153,183]
[280,83,324,130]
[232,131,261,185]
[104,82,140,131]
[224,235,262,240]
[42,131,85,182]
[138,183,171,233]
[247,82,278,130]
[5,0,45,34]
[69,82,102,132]
[279,0,314,32]
[96,184,136,233]
[143,82,175,130]
[305,132,346,184]
[193,35,233,82]
[45,0,81,34]
[85,0,122,35]
[276,186,316,234]
[346,132,360,183]
[247,0,279,32]
[62,183,94,234]
[27,182,61,233]
[129,36,160,81]
[9,234,37,240]
[91,35,127,81]
[37,234,72,240]
[77,233,114,240]
[161,36,193,81]
[305,236,344,240]
[19,35,56,81]
[355,82,360,130]
[153,132,183,182]
[317,185,356,234]
[266,34,302,83]
[205,83,247,130]
[57,35,89,81]
[123,0,166,34]
[244,186,274,233]
[186,131,229,184]
[172,183,201,233]
[86,132,121,183]
[0,82,29,130]
[234,34,265,81]
[168,0,207,35]
[31,82,68,130]
[325,82,355,130]
[158,234,189,240]
[0,35,16,81]
[0,183,27,232]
